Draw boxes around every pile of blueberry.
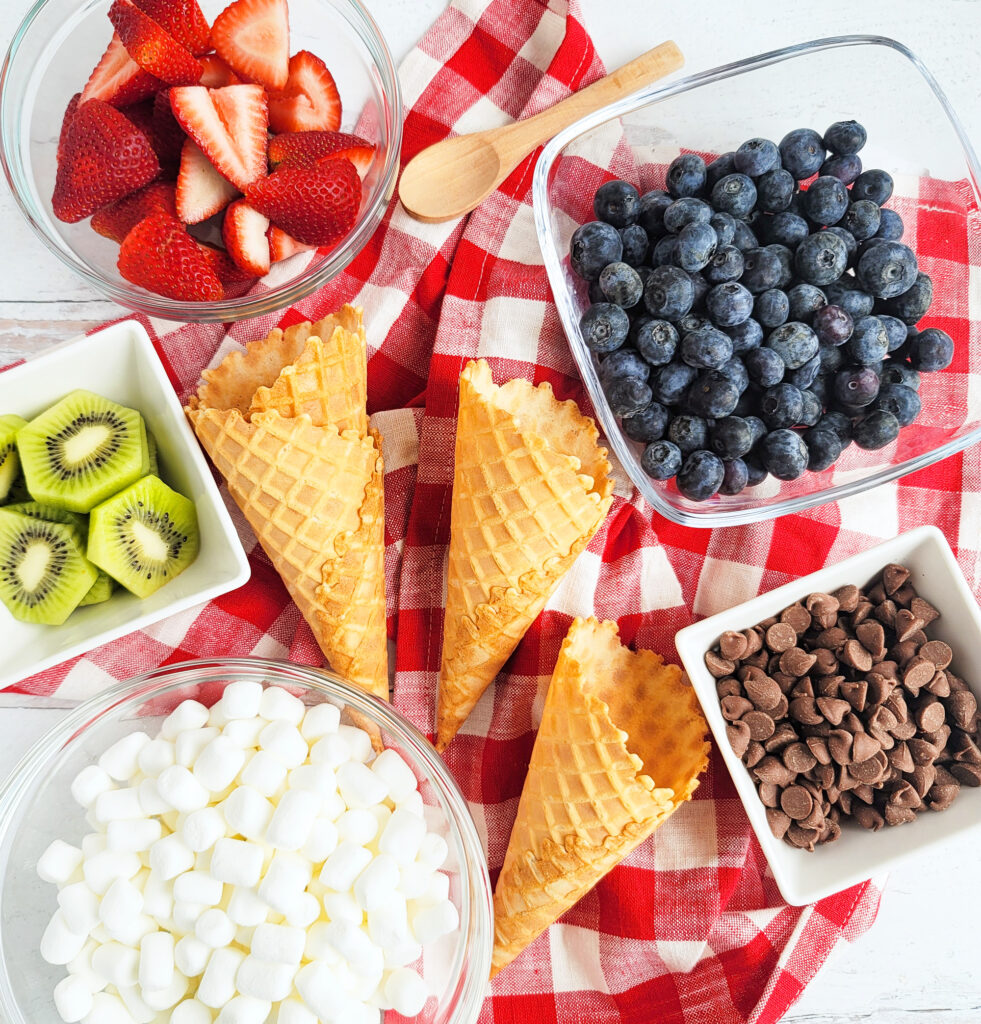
[570,121,954,501]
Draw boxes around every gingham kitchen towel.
[10,0,981,1019]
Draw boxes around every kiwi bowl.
[0,321,251,689]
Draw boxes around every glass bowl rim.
[0,0,404,323]
[532,34,981,528]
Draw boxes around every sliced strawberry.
[199,54,241,88]
[118,209,223,300]
[52,99,160,223]
[150,90,187,176]
[133,0,211,56]
[58,94,81,165]
[109,0,203,86]
[267,224,314,262]
[91,180,177,242]
[267,51,340,134]
[198,240,257,284]
[246,158,360,246]
[176,138,239,223]
[170,84,267,191]
[267,130,374,178]
[80,33,163,107]
[222,200,270,276]
[212,0,289,90]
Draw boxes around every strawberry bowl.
[0,0,402,322]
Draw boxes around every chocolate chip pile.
[705,563,980,850]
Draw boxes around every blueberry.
[580,302,630,353]
[755,288,790,328]
[604,375,653,416]
[594,180,640,227]
[764,212,810,249]
[857,241,918,299]
[825,226,857,266]
[813,304,853,345]
[787,352,822,390]
[803,175,849,225]
[833,365,880,407]
[651,235,678,267]
[711,173,758,217]
[663,197,712,233]
[908,328,954,372]
[766,321,819,369]
[737,248,779,294]
[847,316,890,365]
[570,221,623,280]
[787,283,827,321]
[767,244,794,288]
[651,361,698,405]
[636,265,655,291]
[808,373,830,403]
[677,313,711,336]
[634,319,678,366]
[622,400,670,442]
[676,449,725,501]
[760,382,804,428]
[710,211,737,247]
[644,265,694,320]
[760,428,809,480]
[731,220,759,251]
[706,152,737,189]
[852,169,894,205]
[668,414,709,454]
[725,318,764,355]
[689,271,710,308]
[638,190,672,234]
[743,454,769,487]
[817,410,853,440]
[687,370,740,418]
[718,356,750,394]
[875,208,904,241]
[734,137,780,177]
[839,201,881,243]
[823,120,867,155]
[675,222,718,272]
[641,439,683,480]
[884,271,933,324]
[745,346,785,387]
[872,383,921,426]
[803,428,843,471]
[744,415,767,445]
[754,167,795,213]
[680,324,733,370]
[877,314,907,352]
[704,245,745,285]
[881,362,920,390]
[667,153,708,198]
[818,342,844,374]
[819,153,862,185]
[710,416,753,460]
[825,277,874,319]
[600,347,650,382]
[618,224,649,266]
[779,128,826,179]
[598,262,643,308]
[718,458,749,495]
[799,388,823,426]
[705,281,754,326]
[795,231,848,286]
[853,409,900,449]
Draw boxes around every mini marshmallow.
[174,933,212,978]
[319,790,346,822]
[81,834,107,860]
[384,967,429,1017]
[287,763,336,799]
[194,736,247,794]
[93,787,144,823]
[259,686,305,724]
[157,766,210,813]
[208,702,231,728]
[276,997,318,1024]
[140,871,174,920]
[309,734,349,768]
[258,721,307,769]
[323,921,379,976]
[335,809,378,846]
[171,1000,213,1024]
[197,947,245,1008]
[319,841,372,893]
[417,832,449,871]
[336,762,387,810]
[116,985,155,1024]
[353,853,399,912]
[423,870,450,904]
[337,725,373,763]
[410,898,459,944]
[222,717,266,749]
[58,881,101,935]
[38,840,84,884]
[181,806,228,853]
[347,948,385,1001]
[175,727,220,769]
[368,803,392,839]
[210,838,264,887]
[235,925,256,947]
[227,886,269,928]
[82,851,141,895]
[137,738,176,777]
[67,942,108,995]
[301,817,338,863]
[382,939,423,970]
[370,749,418,803]
[174,870,224,906]
[284,891,320,929]
[266,789,320,850]
[295,961,353,1022]
[149,834,195,881]
[397,790,425,819]
[217,995,272,1024]
[303,922,335,962]
[378,809,426,865]
[98,731,150,782]
[196,908,236,948]
[222,786,273,842]
[54,974,94,1023]
[81,992,132,1024]
[71,766,115,810]
[299,703,340,742]
[99,877,144,933]
[107,817,162,854]
[91,941,139,987]
[161,700,210,740]
[258,853,312,913]
[40,910,88,966]
[236,955,296,1001]
[173,901,207,934]
[141,969,189,1011]
[397,862,432,900]
[250,922,305,964]
[324,890,362,926]
[138,931,175,993]
[137,778,171,816]
[109,913,157,948]
[219,681,264,721]
[367,897,410,951]
[239,751,288,798]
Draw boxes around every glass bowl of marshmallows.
[0,658,493,1024]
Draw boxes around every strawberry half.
[109,0,204,86]
[222,200,270,276]
[118,209,224,300]
[212,0,289,91]
[267,224,314,262]
[150,91,187,177]
[58,94,81,166]
[52,99,160,223]
[199,54,241,88]
[245,158,360,246]
[133,0,211,56]
[198,241,257,284]
[170,84,268,191]
[176,138,239,223]
[267,130,373,178]
[267,50,340,134]
[91,180,177,242]
[80,33,163,107]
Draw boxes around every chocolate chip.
[850,752,888,784]
[743,628,764,655]
[916,699,945,733]
[754,756,796,787]
[892,583,917,607]
[745,741,765,767]
[919,640,953,670]
[742,710,776,741]
[779,647,817,678]
[853,599,876,626]
[790,677,815,699]
[771,672,797,693]
[742,648,770,670]
[856,620,886,660]
[952,733,981,765]
[765,622,797,653]
[889,780,921,809]
[922,725,950,751]
[840,639,873,673]
[758,781,781,808]
[867,705,898,734]
[716,677,743,699]
[816,696,850,726]
[780,785,813,820]
[721,695,754,721]
[886,741,914,773]
[866,673,894,706]
[800,801,826,831]
[851,731,881,763]
[828,729,854,765]
[789,696,823,726]
[782,742,817,773]
[744,675,783,712]
[867,581,888,605]
[925,671,951,698]
[805,592,839,629]
[909,764,937,799]
[815,675,843,699]
[891,719,917,741]
[907,737,939,765]
[894,608,925,642]
[839,680,868,713]
[885,691,909,723]
[808,763,835,789]
[805,736,832,765]
[872,600,897,629]
[881,563,910,595]
[851,782,876,804]
[815,626,849,651]
[833,584,860,613]
[903,657,935,694]
[705,649,736,678]
[884,803,917,826]
[947,691,978,731]
[785,824,820,850]
[764,807,791,840]
[812,648,839,676]
[781,604,812,635]
[772,694,789,720]
[719,630,749,661]
[764,722,799,753]
[910,596,940,625]
[852,804,884,830]
[726,721,751,758]
[926,783,960,811]
[877,659,901,680]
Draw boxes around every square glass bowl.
[533,36,981,527]
[675,526,981,905]
[0,322,251,688]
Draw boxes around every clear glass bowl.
[0,658,492,1024]
[0,0,402,322]
[534,35,981,528]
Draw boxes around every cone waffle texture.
[491,617,710,976]
[436,360,614,751]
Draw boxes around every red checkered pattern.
[10,0,981,1019]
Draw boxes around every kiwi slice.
[79,570,115,607]
[16,390,149,513]
[6,501,88,543]
[87,474,199,599]
[2,474,31,506]
[0,509,98,624]
[0,415,27,502]
[146,430,159,477]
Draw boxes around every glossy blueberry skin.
[766,321,819,369]
[877,314,908,352]
[908,328,954,372]
[787,283,827,321]
[600,347,650,382]
[823,120,867,155]
[813,303,853,345]
[841,200,882,242]
[818,342,844,375]
[711,173,758,217]
[634,319,678,366]
[680,325,733,370]
[677,313,711,336]
[651,361,698,405]
[570,221,623,280]
[705,282,754,327]
[687,370,741,418]
[641,439,683,480]
[819,153,862,185]
[604,375,653,416]
[667,153,708,198]
[622,400,671,442]
[754,167,795,213]
[834,365,880,407]
[644,265,695,320]
[852,168,894,205]
[779,128,826,179]
[760,428,809,480]
[580,302,630,353]
[817,410,853,440]
[799,388,823,427]
[808,372,830,404]
[598,262,643,308]
[755,288,790,328]
[725,318,764,355]
[763,211,809,249]
[703,245,745,285]
[824,277,874,319]
[787,352,822,390]
[638,190,672,234]
[873,383,921,426]
[668,414,709,455]
[718,356,750,394]
[594,180,640,227]
[760,382,804,429]
[853,409,900,449]
[705,152,737,189]
[651,235,678,267]
[794,231,849,287]
[825,227,857,266]
[663,197,712,233]
[676,449,726,501]
[884,271,933,324]
[767,244,794,288]
[803,175,849,225]
[719,457,750,495]
[875,208,904,241]
[675,222,719,272]
[745,346,785,387]
[618,224,649,266]
[803,428,843,471]
[881,362,920,390]
[710,212,737,247]
[743,454,769,486]
[857,241,918,299]
[734,137,780,177]
[847,316,890,365]
[710,416,754,460]
[738,248,780,294]
[731,220,759,252]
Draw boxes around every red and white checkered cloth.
[9,0,981,1020]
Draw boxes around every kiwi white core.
[63,424,113,466]
[129,520,170,564]
[17,540,52,594]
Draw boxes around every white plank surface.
[2,0,981,1020]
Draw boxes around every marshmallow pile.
[37,683,459,1024]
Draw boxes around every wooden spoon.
[399,40,684,223]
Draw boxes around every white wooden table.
[2,1,980,1020]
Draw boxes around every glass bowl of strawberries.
[0,0,402,321]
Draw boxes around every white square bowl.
[675,525,981,906]
[0,321,251,687]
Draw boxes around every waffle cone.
[436,361,614,751]
[491,617,710,977]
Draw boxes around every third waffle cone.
[491,617,710,976]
